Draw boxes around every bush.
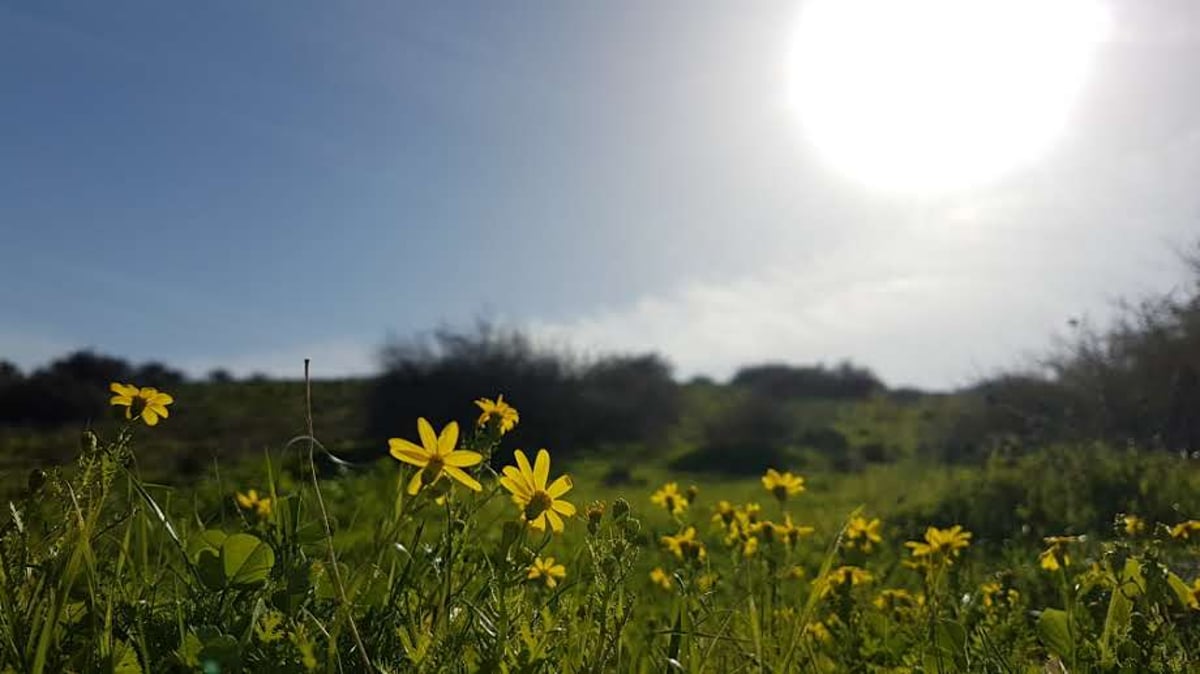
[730,361,884,399]
[894,444,1200,544]
[367,324,680,459]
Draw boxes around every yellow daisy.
[844,516,883,553]
[904,525,972,567]
[762,468,805,501]
[499,449,576,533]
[650,482,689,516]
[474,395,519,435]
[661,526,707,561]
[109,382,174,426]
[650,567,673,591]
[236,489,272,518]
[388,418,483,495]
[527,556,566,588]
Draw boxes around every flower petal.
[438,421,459,456]
[150,392,174,406]
[499,476,530,501]
[444,466,482,492]
[443,449,481,468]
[148,404,169,419]
[545,509,564,533]
[546,474,573,498]
[110,395,132,406]
[389,439,429,466]
[142,408,159,426]
[533,449,550,490]
[514,450,533,482]
[551,499,576,517]
[417,417,439,454]
[406,471,424,495]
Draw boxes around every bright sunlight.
[789,0,1111,192]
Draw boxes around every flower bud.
[611,497,630,521]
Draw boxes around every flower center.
[524,490,553,521]
[772,485,788,501]
[424,455,445,481]
[129,394,149,418]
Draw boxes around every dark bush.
[367,324,680,460]
[731,361,884,399]
[668,441,791,476]
[0,350,134,427]
[0,351,186,429]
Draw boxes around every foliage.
[930,245,1200,460]
[369,323,680,461]
[0,351,185,428]
[1,384,1198,672]
[731,361,884,400]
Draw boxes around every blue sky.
[3,1,1199,388]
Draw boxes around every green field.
[1,381,1198,673]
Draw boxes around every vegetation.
[0,382,1197,672]
[3,248,1200,671]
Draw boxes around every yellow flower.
[712,500,737,528]
[874,588,923,613]
[661,526,707,561]
[650,567,673,591]
[1186,578,1200,611]
[844,516,883,553]
[761,468,805,501]
[905,525,972,570]
[474,395,519,435]
[1169,520,1200,541]
[1039,535,1082,572]
[980,581,1019,610]
[816,565,873,597]
[236,489,272,518]
[109,382,174,426]
[499,448,576,533]
[771,514,816,548]
[804,621,832,644]
[527,556,566,588]
[650,482,689,516]
[742,535,760,557]
[1121,514,1146,537]
[389,418,483,495]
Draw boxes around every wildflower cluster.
[0,383,1194,672]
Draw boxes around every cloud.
[530,124,1200,391]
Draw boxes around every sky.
[1,1,1199,390]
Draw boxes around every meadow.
[1,374,1198,673]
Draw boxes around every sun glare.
[789,0,1110,193]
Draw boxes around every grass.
[0,384,1199,672]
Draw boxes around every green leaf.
[1100,558,1143,666]
[177,632,202,667]
[1167,571,1195,611]
[923,620,968,673]
[196,549,225,591]
[221,533,275,587]
[197,634,241,673]
[1037,609,1074,662]
[187,529,228,564]
[110,639,143,674]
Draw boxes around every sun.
[789,0,1110,193]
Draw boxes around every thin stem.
[303,359,372,672]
